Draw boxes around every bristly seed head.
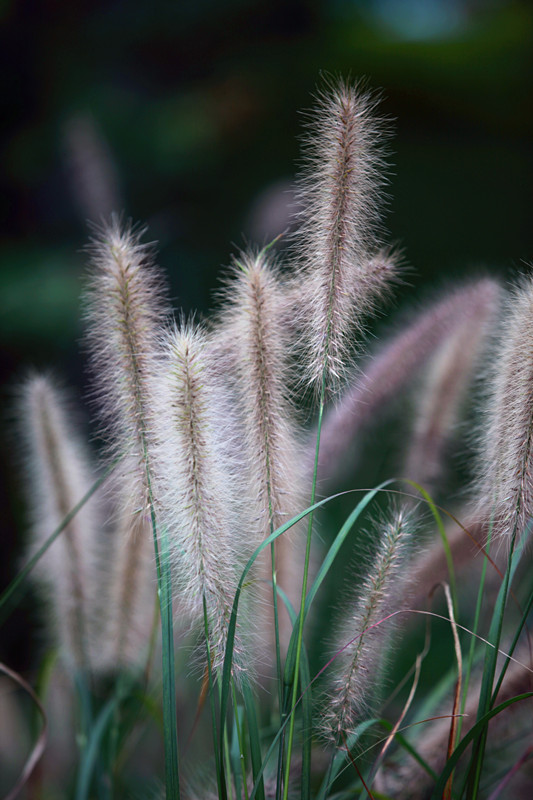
[291,78,395,393]
[19,373,100,671]
[154,321,249,678]
[478,274,533,539]
[215,249,306,660]
[83,215,168,514]
[323,506,414,742]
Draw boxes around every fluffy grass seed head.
[154,321,249,678]
[404,277,501,490]
[19,373,100,670]
[92,490,158,673]
[83,216,168,514]
[324,506,414,742]
[313,277,502,485]
[291,78,395,392]
[216,249,306,659]
[217,249,303,534]
[478,274,533,539]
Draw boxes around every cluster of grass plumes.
[4,78,533,800]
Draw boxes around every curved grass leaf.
[219,493,347,787]
[465,532,526,796]
[430,692,533,799]
[75,696,120,800]
[283,480,394,687]
[1,661,48,800]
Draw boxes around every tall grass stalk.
[84,219,180,796]
[283,80,396,800]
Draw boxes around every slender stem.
[282,385,326,800]
[144,457,180,799]
[232,680,249,800]
[224,725,234,800]
[466,525,518,798]
[203,596,224,800]
[271,541,283,709]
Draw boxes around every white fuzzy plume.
[154,322,247,677]
[216,250,306,660]
[324,506,414,741]
[478,276,533,539]
[83,218,168,670]
[83,216,168,511]
[20,374,100,670]
[291,79,395,391]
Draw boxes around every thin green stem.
[282,387,326,800]
[271,541,283,709]
[144,456,180,799]
[203,596,224,800]
[465,526,518,799]
[232,680,249,800]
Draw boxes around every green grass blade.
[75,696,120,800]
[243,680,265,800]
[404,480,458,613]
[218,494,344,783]
[157,523,180,800]
[465,533,525,796]
[477,534,525,715]
[283,480,395,687]
[430,692,533,799]
[491,583,533,704]
[230,697,246,800]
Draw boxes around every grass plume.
[154,321,247,677]
[96,493,158,672]
[323,506,415,742]
[83,216,167,510]
[291,79,394,391]
[19,374,99,671]
[313,278,501,484]
[216,249,305,662]
[404,278,501,490]
[478,275,533,538]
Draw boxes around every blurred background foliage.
[1,0,532,668]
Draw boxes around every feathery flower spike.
[292,79,394,392]
[83,218,168,668]
[324,506,414,741]
[20,374,99,670]
[312,277,501,484]
[94,491,158,672]
[216,250,305,660]
[479,275,533,539]
[83,216,168,510]
[154,322,246,677]
[404,278,501,490]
